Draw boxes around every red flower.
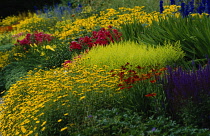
[136,65,145,69]
[127,86,133,89]
[110,70,114,72]
[150,80,156,83]
[70,41,82,50]
[155,73,162,76]
[125,62,130,66]
[120,87,126,90]
[145,93,157,97]
[118,84,123,87]
[63,60,72,67]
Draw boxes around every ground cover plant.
[0,0,210,135]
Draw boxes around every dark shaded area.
[0,0,61,20]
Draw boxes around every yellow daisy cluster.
[0,59,123,135]
[53,5,181,40]
[12,14,57,34]
[0,16,21,26]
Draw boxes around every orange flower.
[145,93,157,97]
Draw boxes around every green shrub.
[79,41,185,71]
[0,43,15,52]
[60,0,161,13]
[74,108,210,135]
[2,57,42,90]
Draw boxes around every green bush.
[74,108,210,135]
[60,0,161,13]
[0,43,15,52]
[2,57,42,90]
[79,41,185,71]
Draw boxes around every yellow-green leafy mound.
[79,41,185,71]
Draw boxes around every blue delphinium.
[75,4,82,13]
[207,0,210,14]
[189,0,194,13]
[170,0,176,5]
[180,2,186,17]
[34,6,39,14]
[161,0,210,17]
[160,0,164,13]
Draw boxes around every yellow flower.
[41,121,47,126]
[40,52,45,56]
[58,119,62,122]
[45,45,55,51]
[41,127,46,131]
[60,127,68,132]
[79,96,86,100]
[15,131,20,135]
[27,130,33,135]
[64,113,68,116]
[35,121,40,123]
[21,126,27,133]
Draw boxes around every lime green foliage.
[80,41,185,71]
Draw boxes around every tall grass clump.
[134,14,210,62]
[78,41,185,71]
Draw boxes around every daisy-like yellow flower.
[27,130,33,135]
[41,121,47,127]
[21,126,27,133]
[15,131,20,135]
[45,45,55,51]
[79,96,86,100]
[35,121,40,123]
[41,127,46,131]
[64,113,68,116]
[60,127,68,132]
